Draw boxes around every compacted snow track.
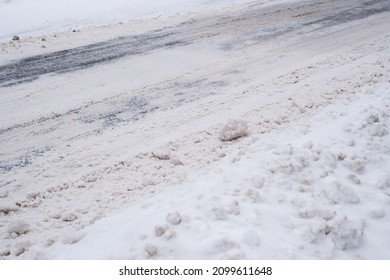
[0,0,389,88]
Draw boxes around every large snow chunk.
[219,119,248,141]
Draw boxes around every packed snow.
[0,0,389,260]
[0,0,254,40]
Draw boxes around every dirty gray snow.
[0,0,390,259]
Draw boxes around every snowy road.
[1,0,389,173]
[0,0,390,259]
[1,0,389,88]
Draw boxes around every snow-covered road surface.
[0,0,389,259]
[1,0,389,88]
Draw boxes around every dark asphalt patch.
[0,32,186,87]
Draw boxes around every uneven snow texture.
[0,0,390,260]
[3,83,388,260]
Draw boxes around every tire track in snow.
[0,0,389,172]
[0,0,389,88]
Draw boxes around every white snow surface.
[40,84,390,259]
[0,0,255,40]
[0,0,390,260]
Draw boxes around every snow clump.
[62,213,78,222]
[152,147,171,160]
[219,119,248,141]
[154,224,169,237]
[166,211,182,225]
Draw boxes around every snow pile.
[22,83,388,259]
